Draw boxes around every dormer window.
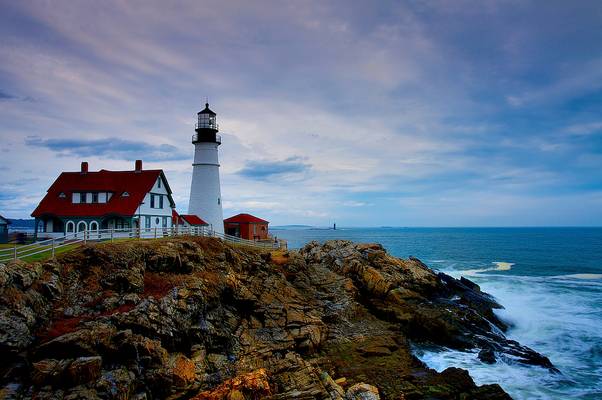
[122,192,129,197]
[59,192,66,198]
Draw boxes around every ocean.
[271,227,602,400]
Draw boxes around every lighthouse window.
[218,198,220,205]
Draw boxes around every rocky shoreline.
[0,237,555,399]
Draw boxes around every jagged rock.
[346,383,380,399]
[96,368,136,398]
[0,237,554,399]
[66,356,102,385]
[190,368,271,399]
[478,348,496,364]
[31,358,71,385]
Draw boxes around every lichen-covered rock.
[0,237,551,398]
[346,383,380,400]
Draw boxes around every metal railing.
[192,133,221,144]
[0,226,279,263]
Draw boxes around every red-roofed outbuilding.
[173,210,208,227]
[224,213,269,240]
[31,160,175,236]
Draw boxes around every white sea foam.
[451,261,514,277]
[556,273,602,280]
[493,261,514,271]
[416,272,602,399]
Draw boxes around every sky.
[1,0,601,226]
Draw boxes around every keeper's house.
[31,160,175,237]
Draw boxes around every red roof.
[224,213,269,224]
[31,169,171,218]
[179,214,208,226]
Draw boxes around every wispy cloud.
[0,90,16,100]
[565,122,602,136]
[237,156,311,180]
[25,136,189,161]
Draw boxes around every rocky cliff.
[0,237,555,399]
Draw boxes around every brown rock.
[190,368,271,399]
[31,358,71,386]
[346,383,380,400]
[66,356,102,385]
[170,353,196,388]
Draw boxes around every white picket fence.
[0,226,279,263]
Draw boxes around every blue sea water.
[271,227,602,399]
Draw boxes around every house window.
[80,193,88,204]
[157,177,161,188]
[150,194,155,208]
[66,221,75,233]
[162,216,168,227]
[145,216,151,228]
[159,195,163,209]
[92,193,98,203]
[155,217,160,225]
[59,192,66,198]
[122,192,129,197]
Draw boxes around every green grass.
[21,243,82,262]
[0,243,24,249]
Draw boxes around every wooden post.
[154,227,157,239]
[13,245,17,261]
[84,229,87,244]
[110,228,114,243]
[51,238,55,258]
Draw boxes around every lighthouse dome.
[198,103,216,116]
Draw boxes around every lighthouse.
[188,103,224,234]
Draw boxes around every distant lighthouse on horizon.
[188,102,224,234]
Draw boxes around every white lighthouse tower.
[188,103,224,234]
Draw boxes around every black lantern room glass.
[196,103,218,131]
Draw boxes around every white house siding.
[135,175,173,229]
[188,142,224,234]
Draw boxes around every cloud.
[25,136,189,161]
[1,1,602,225]
[0,90,16,100]
[237,156,311,180]
[341,201,373,207]
[565,122,602,136]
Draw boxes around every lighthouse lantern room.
[188,102,224,234]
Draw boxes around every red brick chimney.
[81,161,88,174]
[135,159,142,173]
